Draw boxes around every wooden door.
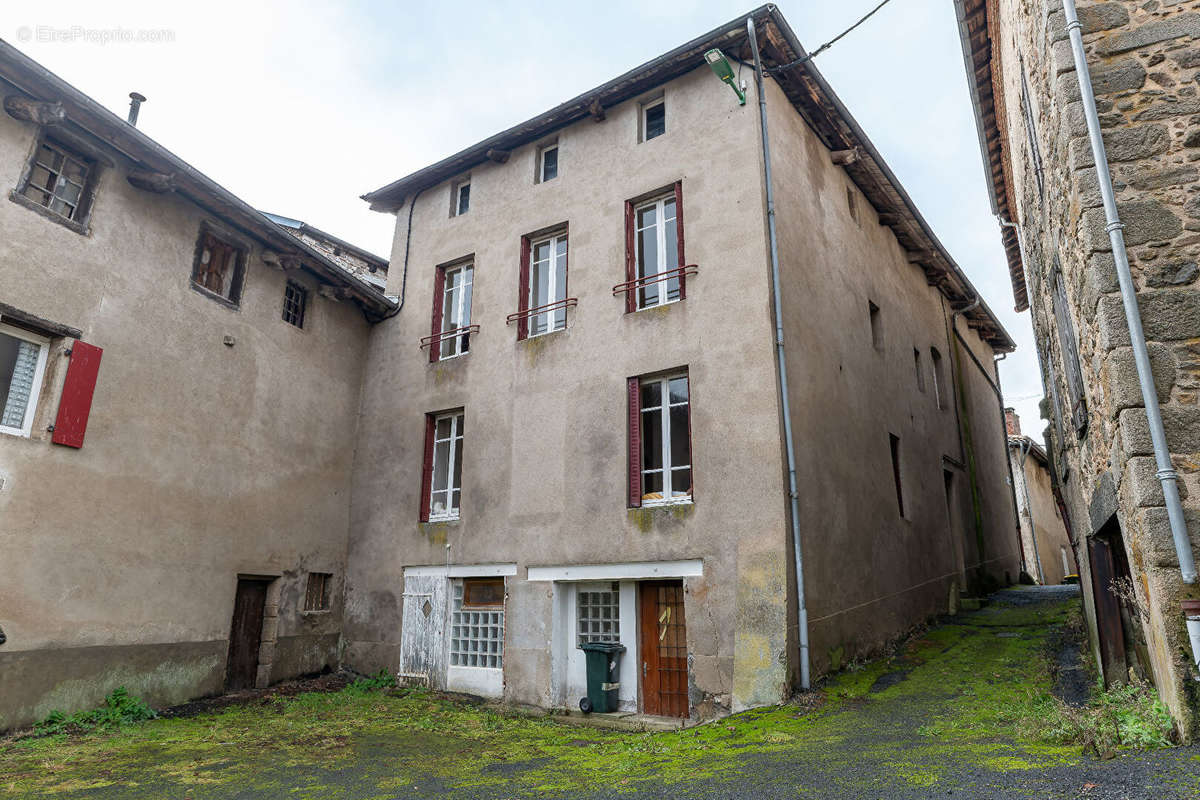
[1088,537,1127,686]
[639,580,688,717]
[225,578,269,692]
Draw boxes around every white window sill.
[427,514,460,523]
[526,326,566,339]
[635,297,682,312]
[434,351,469,362]
[300,609,331,616]
[640,498,693,509]
[0,426,32,439]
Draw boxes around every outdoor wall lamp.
[705,48,745,105]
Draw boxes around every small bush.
[346,669,397,694]
[34,687,157,737]
[1020,681,1174,754]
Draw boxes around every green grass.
[0,592,1179,798]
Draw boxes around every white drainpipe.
[1063,0,1196,586]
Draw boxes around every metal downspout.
[748,17,810,690]
[1017,438,1045,582]
[1064,0,1196,584]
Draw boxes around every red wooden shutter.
[624,200,637,313]
[517,236,531,341]
[429,267,446,364]
[627,377,642,507]
[419,414,436,522]
[674,180,686,300]
[684,371,694,500]
[51,341,103,448]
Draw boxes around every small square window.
[577,582,621,647]
[191,228,248,305]
[452,180,471,217]
[16,137,97,229]
[642,99,665,141]
[304,572,331,611]
[0,323,50,438]
[282,281,307,328]
[539,145,558,183]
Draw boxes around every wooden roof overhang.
[0,40,395,319]
[364,5,1014,351]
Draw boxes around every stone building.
[0,41,393,730]
[347,6,1019,718]
[1006,409,1078,585]
[956,0,1200,730]
[263,212,390,292]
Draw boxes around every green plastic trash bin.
[579,641,625,713]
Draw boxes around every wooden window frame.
[463,577,505,607]
[430,260,474,362]
[0,322,50,439]
[1050,260,1087,437]
[282,281,308,328]
[190,226,249,308]
[11,133,102,235]
[624,183,685,313]
[303,572,332,612]
[421,410,464,522]
[629,371,693,508]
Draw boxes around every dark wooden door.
[1088,537,1127,686]
[639,580,688,717]
[225,578,269,692]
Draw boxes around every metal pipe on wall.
[1063,0,1196,584]
[748,17,810,690]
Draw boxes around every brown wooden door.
[639,580,688,717]
[1088,537,1127,686]
[225,578,269,692]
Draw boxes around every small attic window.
[846,187,858,225]
[641,97,665,142]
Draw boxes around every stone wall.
[994,0,1200,731]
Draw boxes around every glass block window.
[577,582,620,646]
[449,579,503,669]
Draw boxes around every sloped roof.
[954,0,1027,311]
[0,40,395,317]
[363,4,1015,350]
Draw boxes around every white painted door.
[398,574,448,689]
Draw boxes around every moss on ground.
[0,591,1168,798]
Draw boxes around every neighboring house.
[1006,409,1077,585]
[263,212,390,292]
[0,41,393,730]
[346,6,1019,719]
[955,0,1200,730]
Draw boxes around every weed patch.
[33,688,157,738]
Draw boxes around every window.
[1019,60,1045,203]
[889,433,904,518]
[641,98,665,141]
[431,262,474,360]
[450,578,504,669]
[522,232,568,337]
[868,301,882,350]
[538,144,558,183]
[0,323,50,438]
[422,410,464,521]
[19,139,94,223]
[846,187,858,225]
[630,190,683,310]
[914,349,926,392]
[1050,259,1087,436]
[191,229,247,305]
[282,281,307,328]
[629,373,692,507]
[452,179,470,216]
[304,572,331,611]
[931,347,946,410]
[577,582,620,646]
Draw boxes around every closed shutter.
[1051,261,1087,435]
[419,415,436,522]
[674,180,686,300]
[429,267,446,364]
[517,236,531,341]
[51,341,102,448]
[628,377,642,507]
[624,200,637,314]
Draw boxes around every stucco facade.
[956,0,1200,732]
[347,9,1019,718]
[1007,413,1078,585]
[0,45,391,731]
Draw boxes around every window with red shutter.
[617,184,692,312]
[429,267,446,364]
[517,236,531,341]
[426,410,464,521]
[627,377,641,507]
[637,372,692,506]
[51,340,103,448]
[419,414,436,522]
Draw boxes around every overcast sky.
[7,0,1046,442]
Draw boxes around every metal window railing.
[419,324,479,351]
[611,264,698,299]
[505,297,579,327]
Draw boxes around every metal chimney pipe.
[127,92,146,126]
